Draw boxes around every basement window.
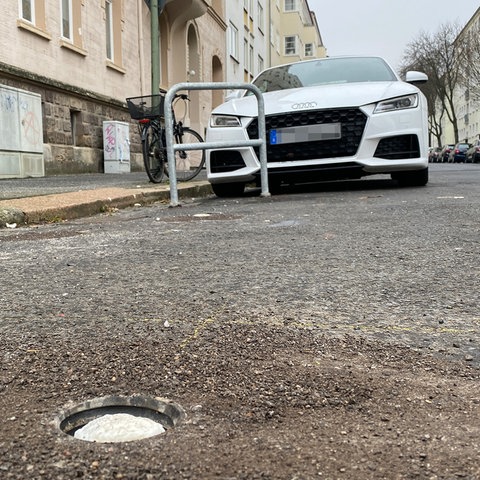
[70,109,81,146]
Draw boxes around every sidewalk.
[0,172,212,227]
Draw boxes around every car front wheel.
[392,168,428,187]
[211,182,245,197]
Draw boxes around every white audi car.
[206,56,429,197]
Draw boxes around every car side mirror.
[225,90,244,102]
[405,71,428,84]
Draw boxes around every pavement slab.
[0,179,212,227]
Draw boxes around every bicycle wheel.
[165,127,205,182]
[142,123,165,183]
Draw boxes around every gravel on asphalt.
[0,167,479,479]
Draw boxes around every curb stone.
[0,207,26,228]
[0,182,213,228]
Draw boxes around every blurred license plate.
[269,123,341,145]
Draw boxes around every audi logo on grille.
[291,102,317,110]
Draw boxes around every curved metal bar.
[164,82,269,206]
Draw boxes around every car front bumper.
[206,105,428,185]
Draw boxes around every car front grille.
[210,150,246,173]
[246,108,367,162]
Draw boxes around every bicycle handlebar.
[130,91,189,124]
[158,88,189,101]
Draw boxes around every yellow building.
[268,0,326,67]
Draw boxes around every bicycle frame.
[127,91,204,184]
[139,98,183,142]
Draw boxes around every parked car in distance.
[206,56,429,196]
[440,144,455,162]
[466,140,480,163]
[448,142,470,163]
[429,146,442,162]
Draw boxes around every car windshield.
[251,57,397,94]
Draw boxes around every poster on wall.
[18,90,43,154]
[0,85,43,154]
[0,85,21,152]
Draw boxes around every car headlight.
[210,115,242,127]
[374,94,418,113]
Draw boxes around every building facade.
[440,7,480,146]
[1,1,144,175]
[268,0,326,67]
[225,0,268,87]
[1,0,326,177]
[0,0,226,177]
[454,7,480,145]
[223,0,325,99]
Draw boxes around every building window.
[257,2,264,33]
[106,0,114,60]
[18,0,49,36]
[105,0,123,69]
[249,44,254,73]
[258,55,264,73]
[284,0,296,11]
[285,35,297,55]
[20,0,34,22]
[61,0,72,39]
[59,0,84,52]
[229,22,239,60]
[305,43,314,57]
[243,37,249,70]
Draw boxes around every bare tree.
[427,91,445,148]
[401,23,466,144]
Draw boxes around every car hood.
[213,81,418,117]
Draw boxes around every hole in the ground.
[58,395,185,443]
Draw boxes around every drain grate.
[58,395,185,443]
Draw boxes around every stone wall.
[0,71,143,175]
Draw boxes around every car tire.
[392,168,428,187]
[211,182,245,197]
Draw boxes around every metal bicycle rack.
[164,82,269,207]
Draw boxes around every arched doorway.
[211,56,223,109]
[159,15,169,91]
[187,23,200,128]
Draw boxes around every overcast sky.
[308,0,479,71]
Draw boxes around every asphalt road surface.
[0,163,478,479]
[3,163,475,363]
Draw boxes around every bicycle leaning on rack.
[126,91,205,183]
